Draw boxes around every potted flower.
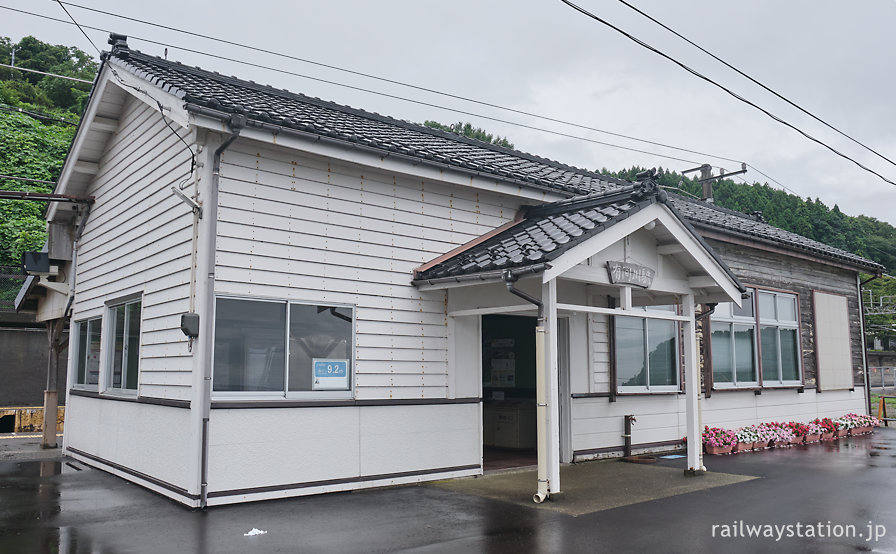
[833,416,854,437]
[812,417,837,440]
[843,413,878,435]
[759,422,794,447]
[804,420,824,443]
[734,426,759,452]
[785,422,809,445]
[773,424,795,447]
[753,424,775,449]
[703,426,737,455]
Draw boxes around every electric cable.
[57,1,747,166]
[5,5,712,168]
[0,104,78,126]
[0,62,91,83]
[2,3,797,192]
[615,0,896,170]
[559,0,896,187]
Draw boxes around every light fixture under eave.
[643,220,656,231]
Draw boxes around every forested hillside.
[0,36,96,267]
[605,167,896,273]
[1,35,893,289]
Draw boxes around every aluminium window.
[758,291,800,385]
[107,300,142,392]
[74,317,102,388]
[710,289,801,388]
[212,297,354,397]
[615,306,679,392]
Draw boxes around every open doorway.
[481,314,538,470]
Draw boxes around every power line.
[2,3,793,192]
[0,174,56,185]
[2,5,712,169]
[0,104,78,126]
[559,0,896,188]
[53,0,101,55]
[57,1,747,166]
[614,0,896,171]
[0,62,92,83]
[47,2,197,181]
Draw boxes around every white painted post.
[681,294,704,473]
[543,279,561,493]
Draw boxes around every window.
[107,300,142,392]
[75,317,102,388]
[213,298,354,397]
[710,289,801,388]
[758,291,800,385]
[615,306,679,392]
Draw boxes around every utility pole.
[8,47,18,79]
[682,163,748,203]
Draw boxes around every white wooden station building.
[18,34,882,507]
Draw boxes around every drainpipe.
[63,204,92,318]
[502,269,549,504]
[859,274,878,416]
[199,117,244,509]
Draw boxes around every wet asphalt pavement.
[1,429,895,553]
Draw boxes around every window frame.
[211,295,356,401]
[757,290,802,387]
[72,316,102,390]
[103,297,143,395]
[710,287,802,390]
[614,305,681,394]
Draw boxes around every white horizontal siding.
[570,388,868,456]
[590,313,610,393]
[71,97,195,399]
[208,403,479,495]
[215,143,517,399]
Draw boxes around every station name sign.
[606,261,655,288]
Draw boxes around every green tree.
[0,110,75,265]
[423,120,514,149]
[0,36,96,268]
[0,35,96,115]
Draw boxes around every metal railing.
[869,366,896,390]
[0,265,25,311]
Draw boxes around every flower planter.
[705,443,734,455]
[821,431,835,441]
[804,433,822,443]
[852,426,873,435]
[835,429,848,438]
[753,440,769,450]
[791,436,806,446]
[733,442,752,453]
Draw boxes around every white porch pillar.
[542,279,561,493]
[682,293,704,473]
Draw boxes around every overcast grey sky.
[4,0,895,224]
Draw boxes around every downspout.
[63,204,92,318]
[502,269,549,504]
[199,116,244,509]
[859,274,878,415]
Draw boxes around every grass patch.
[870,392,896,419]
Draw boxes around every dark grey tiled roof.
[104,41,625,196]
[101,37,883,275]
[668,195,884,272]
[414,184,658,281]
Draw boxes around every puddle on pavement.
[0,461,61,478]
